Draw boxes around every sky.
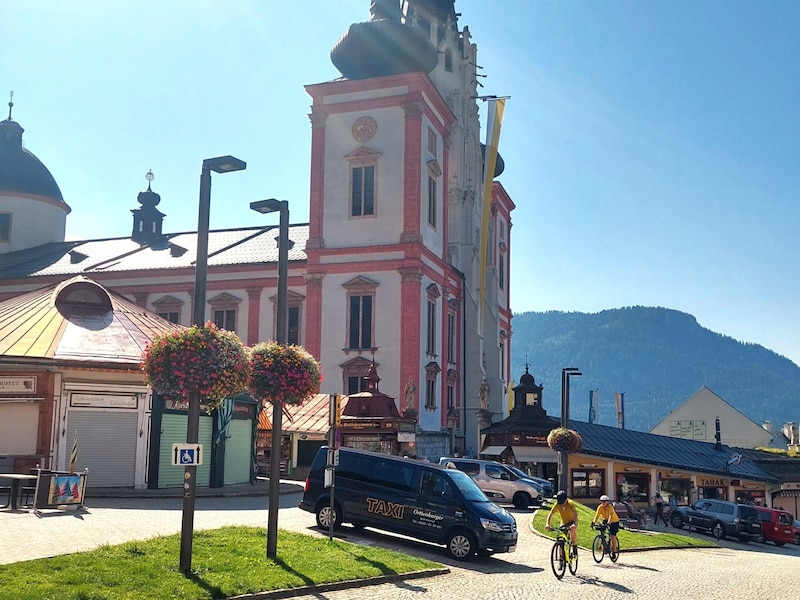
[3,1,800,365]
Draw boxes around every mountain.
[510,307,800,433]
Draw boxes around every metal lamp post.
[180,155,246,574]
[249,198,289,560]
[558,367,581,493]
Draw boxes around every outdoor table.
[1,474,37,510]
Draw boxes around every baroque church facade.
[0,0,514,469]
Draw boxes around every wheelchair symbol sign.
[172,443,203,466]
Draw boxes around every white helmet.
[600,494,610,501]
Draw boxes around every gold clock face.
[352,116,377,143]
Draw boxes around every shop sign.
[699,477,726,487]
[71,393,138,409]
[0,376,37,394]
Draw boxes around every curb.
[229,567,451,600]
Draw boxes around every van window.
[778,512,793,526]
[454,461,479,475]
[420,471,450,498]
[486,465,507,480]
[374,461,415,492]
[337,453,376,482]
[718,503,734,515]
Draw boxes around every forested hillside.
[510,307,800,433]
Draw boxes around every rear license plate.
[508,545,517,553]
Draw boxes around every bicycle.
[591,520,620,563]
[549,524,578,579]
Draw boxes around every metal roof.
[0,275,180,364]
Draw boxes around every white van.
[438,457,545,509]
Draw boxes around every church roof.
[0,224,310,281]
[0,116,66,204]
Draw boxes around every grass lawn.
[532,500,717,550]
[0,526,443,600]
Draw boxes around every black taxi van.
[299,447,518,560]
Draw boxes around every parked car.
[504,465,554,497]
[437,457,544,509]
[299,447,518,561]
[669,499,761,542]
[753,507,794,546]
[794,519,800,545]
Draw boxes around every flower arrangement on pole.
[248,341,322,406]
[547,427,583,454]
[141,322,249,411]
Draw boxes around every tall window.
[444,48,453,72]
[0,213,11,242]
[498,253,505,290]
[351,165,375,216]
[152,295,184,325]
[427,176,437,227]
[158,312,179,324]
[447,312,456,363]
[424,361,440,410]
[209,293,241,334]
[426,300,437,355]
[347,376,368,395]
[428,126,437,155]
[344,276,378,352]
[288,306,300,345]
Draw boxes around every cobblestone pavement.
[2,490,799,600]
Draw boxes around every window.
[341,356,373,395]
[498,253,505,290]
[288,306,300,345]
[424,361,440,411]
[348,295,372,349]
[351,166,375,216]
[158,312,179,324]
[214,309,236,331]
[347,376,368,395]
[447,312,455,362]
[427,176,437,227]
[572,469,605,499]
[152,295,184,325]
[444,48,453,72]
[428,126,437,155]
[0,213,10,242]
[616,472,649,503]
[447,385,454,410]
[426,300,436,355]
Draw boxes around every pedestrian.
[652,492,668,526]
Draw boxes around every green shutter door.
[158,414,212,488]
[223,419,253,484]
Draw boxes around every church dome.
[0,117,65,202]
[330,0,438,80]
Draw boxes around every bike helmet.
[600,495,610,501]
[556,490,568,504]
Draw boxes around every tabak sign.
[698,477,727,487]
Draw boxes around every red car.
[794,519,800,545]
[754,507,794,546]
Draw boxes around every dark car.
[669,499,761,542]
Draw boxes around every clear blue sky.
[3,1,799,365]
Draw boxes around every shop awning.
[512,446,558,463]
[479,446,507,456]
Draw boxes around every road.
[2,489,797,599]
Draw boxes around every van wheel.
[447,529,476,561]
[711,522,726,540]
[670,513,684,529]
[513,492,531,510]
[755,533,765,544]
[315,502,341,530]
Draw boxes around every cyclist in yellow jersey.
[545,490,579,548]
[591,494,620,552]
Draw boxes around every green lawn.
[0,526,443,600]
[532,499,717,550]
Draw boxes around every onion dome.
[481,143,505,178]
[0,93,65,202]
[330,0,438,80]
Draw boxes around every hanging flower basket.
[248,341,322,406]
[141,322,249,411]
[547,427,583,453]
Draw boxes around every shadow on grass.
[184,571,226,600]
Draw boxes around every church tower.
[304,0,513,458]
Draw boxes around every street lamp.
[249,198,289,560]
[180,155,246,574]
[559,367,581,493]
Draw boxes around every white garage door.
[65,411,138,487]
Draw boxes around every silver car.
[439,458,544,509]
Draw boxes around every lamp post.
[558,367,581,493]
[180,155,246,574]
[250,198,289,560]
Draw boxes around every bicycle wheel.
[568,542,579,575]
[609,540,620,563]
[550,541,566,579]
[592,535,605,563]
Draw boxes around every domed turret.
[0,95,65,202]
[330,0,438,80]
[0,93,70,254]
